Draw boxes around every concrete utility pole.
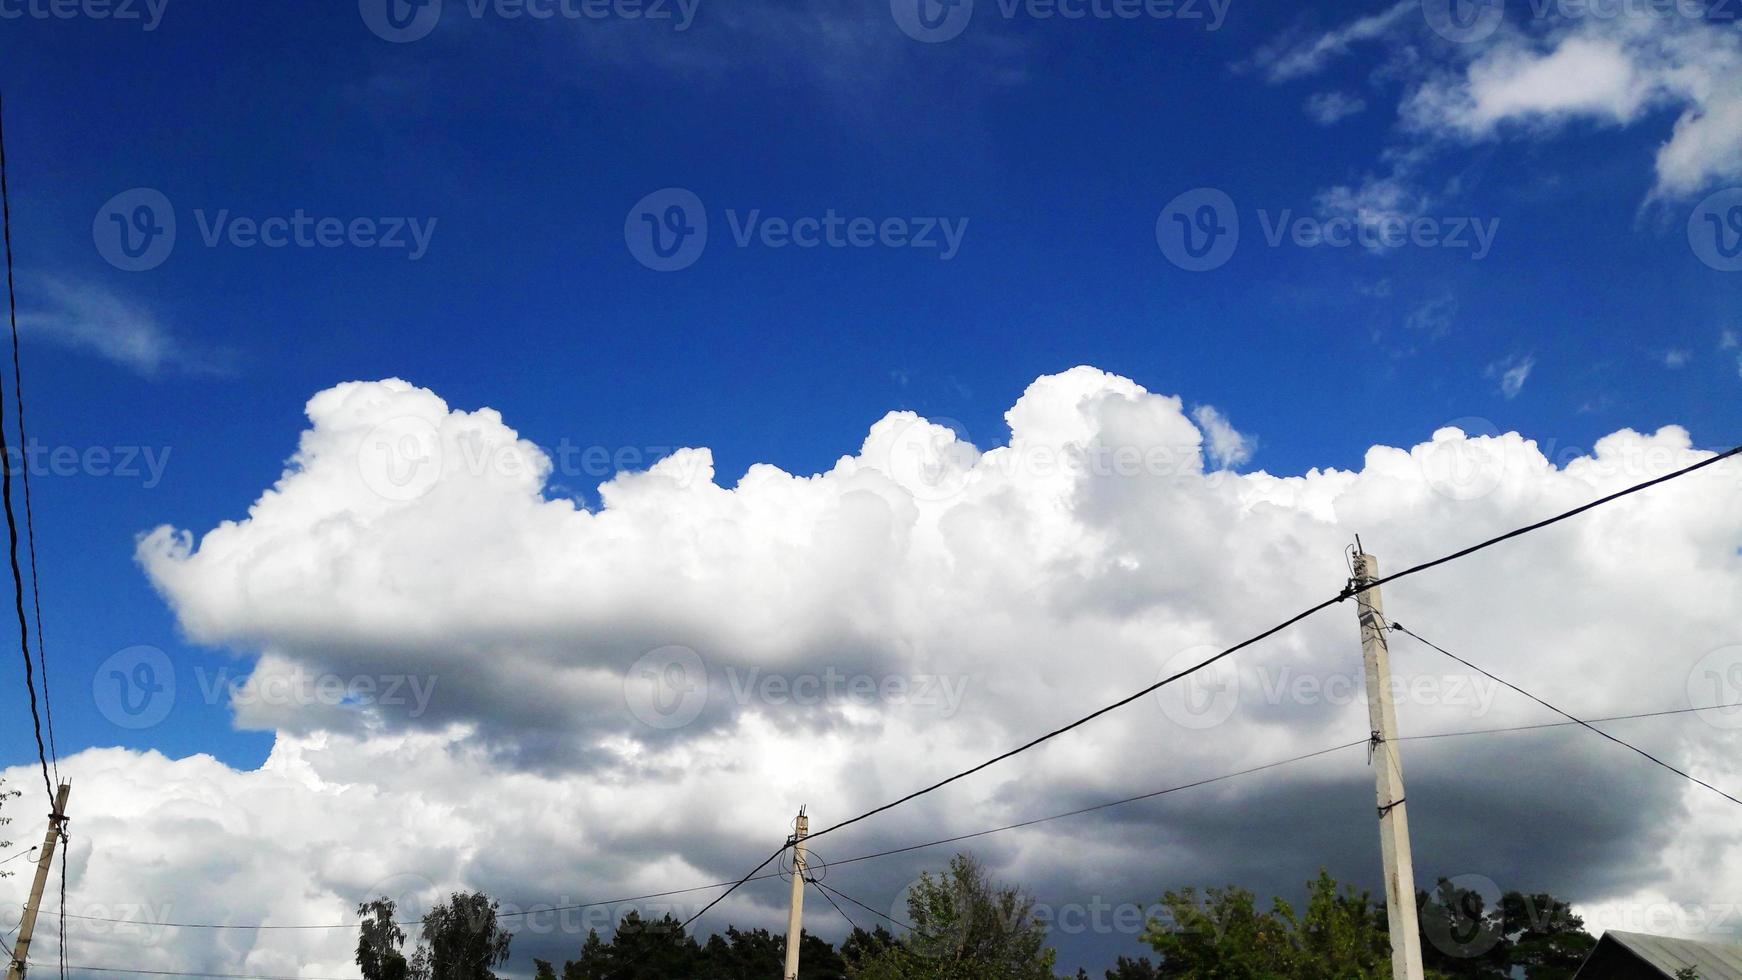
[6,781,70,980]
[1351,551,1425,980]
[782,807,809,980]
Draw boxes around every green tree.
[1499,892,1595,980]
[1140,872,1389,979]
[1104,955,1160,980]
[848,854,1059,980]
[356,898,411,980]
[412,891,513,980]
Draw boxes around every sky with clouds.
[2,0,1742,977]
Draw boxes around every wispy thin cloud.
[1487,354,1536,399]
[17,276,234,379]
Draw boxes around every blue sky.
[2,0,1742,973]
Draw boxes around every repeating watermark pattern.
[1689,187,1742,272]
[1421,0,1508,42]
[359,0,699,42]
[624,188,708,272]
[1155,188,1239,273]
[93,645,439,729]
[2,441,171,488]
[93,645,176,729]
[358,417,446,502]
[622,646,971,730]
[625,188,969,271]
[1688,645,1742,730]
[196,666,439,718]
[890,0,1228,43]
[1154,645,1502,730]
[888,877,1165,947]
[0,0,167,30]
[1424,0,1736,44]
[1582,898,1742,936]
[1157,189,1500,270]
[1417,421,1731,502]
[354,418,717,502]
[93,188,176,272]
[0,899,178,945]
[1418,418,1508,502]
[94,189,437,271]
[867,415,1237,505]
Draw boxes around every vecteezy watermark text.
[4,441,171,488]
[0,0,167,30]
[623,646,973,730]
[1155,188,1500,271]
[890,0,1227,44]
[624,188,968,271]
[360,0,699,43]
[94,188,437,271]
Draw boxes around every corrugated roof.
[1605,930,1742,978]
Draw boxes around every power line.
[0,90,54,811]
[806,877,861,933]
[812,881,910,933]
[42,688,1742,937]
[0,92,53,791]
[0,843,36,865]
[685,439,1742,921]
[1399,700,1742,742]
[47,737,1367,933]
[1390,621,1742,808]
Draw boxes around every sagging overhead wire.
[690,439,1742,926]
[1389,621,1742,808]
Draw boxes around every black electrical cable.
[813,880,912,933]
[1390,621,1742,807]
[0,90,53,810]
[806,877,861,933]
[686,441,1742,928]
[44,688,1742,936]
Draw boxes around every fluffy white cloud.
[10,368,1742,977]
[1256,6,1742,199]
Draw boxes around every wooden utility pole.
[782,807,809,980]
[6,781,70,980]
[1351,551,1425,980]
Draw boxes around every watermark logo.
[358,417,445,502]
[1156,188,1238,272]
[878,416,977,502]
[360,872,438,926]
[1158,189,1500,268]
[94,191,436,268]
[624,645,709,730]
[1420,874,1505,959]
[360,0,443,41]
[93,645,175,729]
[625,189,968,270]
[1689,645,1742,730]
[1418,419,1508,501]
[1422,0,1507,42]
[1689,187,1742,272]
[362,0,698,41]
[1154,645,1239,729]
[891,0,974,41]
[0,0,167,30]
[626,188,709,272]
[94,188,176,272]
[892,0,1226,41]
